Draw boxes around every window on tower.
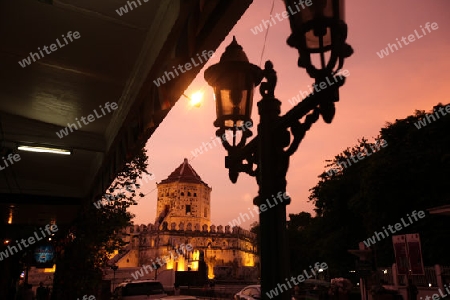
[186,205,191,215]
[204,208,207,217]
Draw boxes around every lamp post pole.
[204,2,353,299]
[111,265,118,292]
[253,64,346,299]
[256,79,291,300]
[206,57,347,300]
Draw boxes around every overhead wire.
[258,0,276,67]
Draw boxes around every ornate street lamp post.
[204,1,352,299]
[111,265,118,292]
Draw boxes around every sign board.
[392,235,409,275]
[392,233,425,275]
[34,244,55,268]
[406,233,425,275]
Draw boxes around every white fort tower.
[156,158,212,231]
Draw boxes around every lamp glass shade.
[285,0,345,52]
[204,37,262,130]
[213,69,253,129]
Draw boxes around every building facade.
[108,159,259,284]
[156,158,212,231]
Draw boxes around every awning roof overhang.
[427,204,450,216]
[0,0,253,229]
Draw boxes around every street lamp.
[111,265,118,292]
[204,1,352,299]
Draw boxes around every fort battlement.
[122,223,256,240]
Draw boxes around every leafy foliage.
[51,148,149,299]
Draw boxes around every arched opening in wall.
[222,241,228,249]
[185,205,191,215]
[190,250,200,271]
[177,256,186,271]
[193,250,200,261]
[207,261,215,279]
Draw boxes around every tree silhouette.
[294,103,450,277]
[51,148,149,299]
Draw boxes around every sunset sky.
[130,0,450,229]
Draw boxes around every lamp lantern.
[204,36,262,131]
[283,0,352,78]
